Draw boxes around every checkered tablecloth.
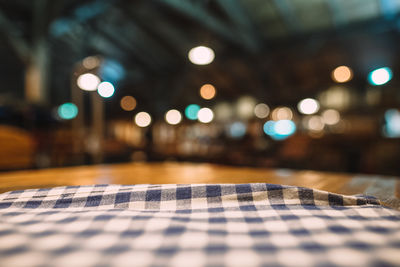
[0,183,399,267]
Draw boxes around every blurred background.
[0,0,399,175]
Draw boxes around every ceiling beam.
[115,8,177,67]
[126,3,192,56]
[92,23,162,72]
[0,9,30,62]
[266,11,400,50]
[326,0,348,27]
[272,0,301,33]
[49,0,113,38]
[216,0,261,52]
[160,0,255,51]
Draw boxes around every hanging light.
[200,84,216,100]
[322,109,340,125]
[331,66,353,83]
[185,104,201,120]
[165,109,182,125]
[134,112,152,127]
[77,73,100,91]
[254,103,270,119]
[271,107,293,121]
[97,81,115,98]
[368,67,392,86]
[188,46,215,65]
[297,98,320,115]
[198,108,214,123]
[120,96,137,111]
[58,103,78,120]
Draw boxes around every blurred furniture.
[0,162,398,209]
[0,125,35,170]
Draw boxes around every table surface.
[0,162,399,209]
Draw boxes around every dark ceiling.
[0,0,400,117]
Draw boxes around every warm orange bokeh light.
[200,84,216,100]
[120,96,137,111]
[332,66,353,83]
[271,107,293,121]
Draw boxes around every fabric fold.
[0,184,381,211]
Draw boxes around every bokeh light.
[185,104,201,120]
[198,108,214,123]
[237,96,257,120]
[263,120,276,135]
[368,67,392,86]
[228,122,247,139]
[58,103,78,120]
[322,109,340,125]
[134,112,152,127]
[274,120,296,136]
[383,109,400,138]
[271,107,293,121]
[82,56,100,69]
[97,81,115,98]
[77,73,100,91]
[332,66,353,83]
[188,46,215,65]
[297,98,320,115]
[307,116,325,131]
[100,59,125,83]
[120,96,137,111]
[263,120,296,140]
[214,102,233,121]
[254,103,270,119]
[200,84,216,100]
[165,109,182,125]
[318,86,351,110]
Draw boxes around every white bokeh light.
[77,73,100,91]
[322,109,340,125]
[198,108,214,123]
[134,112,152,127]
[188,46,215,65]
[97,81,115,98]
[307,116,325,131]
[298,98,320,115]
[237,96,256,120]
[254,103,270,119]
[165,109,182,125]
[274,120,296,135]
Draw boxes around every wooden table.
[0,162,399,209]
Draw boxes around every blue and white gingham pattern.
[0,183,399,267]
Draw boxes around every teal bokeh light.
[368,67,392,86]
[185,104,201,120]
[383,109,400,138]
[263,120,276,135]
[263,120,296,140]
[58,103,78,120]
